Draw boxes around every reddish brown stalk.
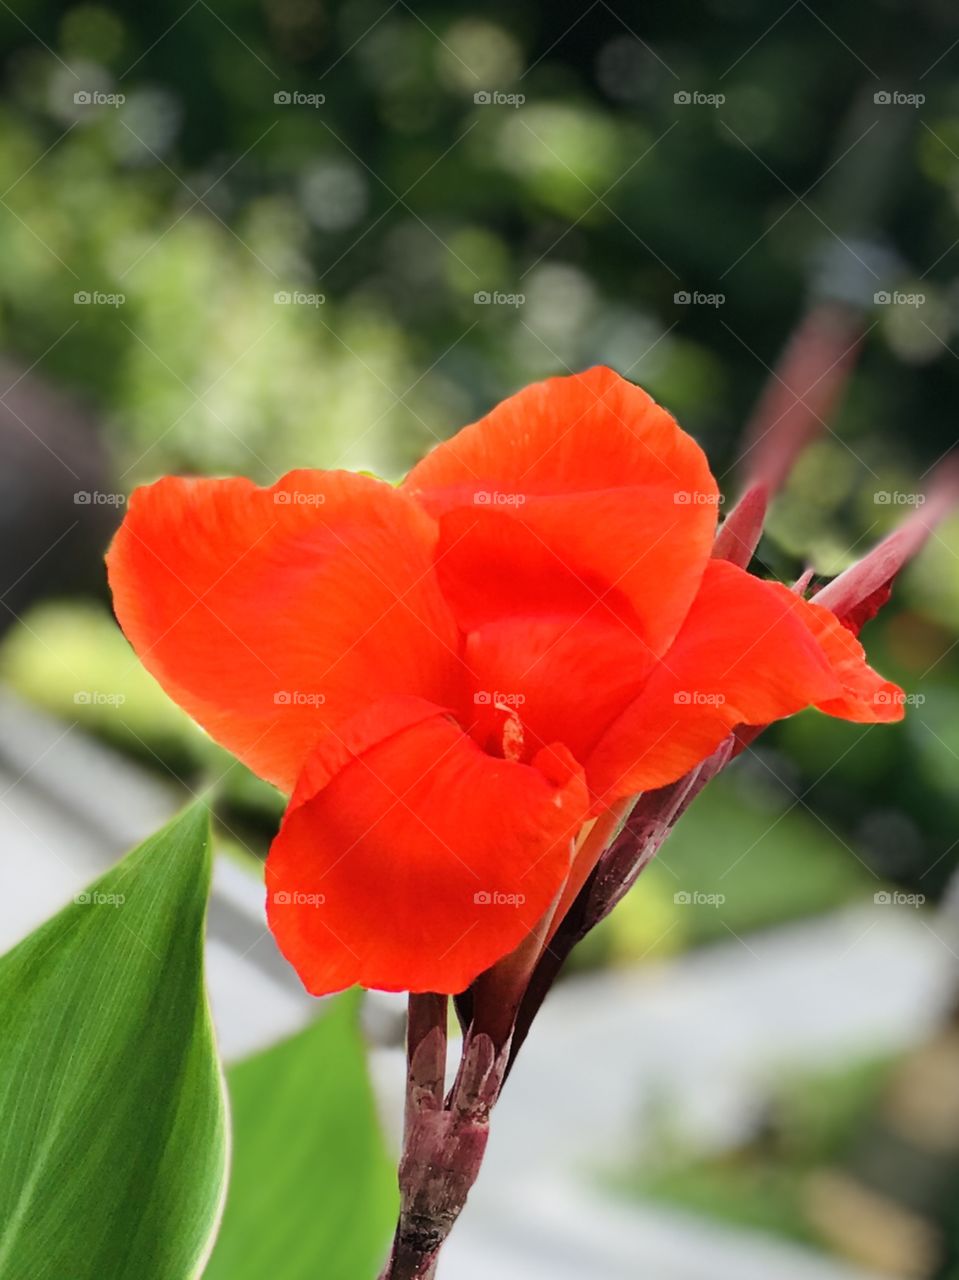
[379,1006,505,1280]
[714,301,866,572]
[735,301,864,497]
[712,481,768,568]
[814,459,959,630]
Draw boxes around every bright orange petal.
[106,471,464,791]
[407,367,714,501]
[463,612,654,767]
[588,560,844,801]
[265,698,589,995]
[787,591,905,721]
[405,367,719,656]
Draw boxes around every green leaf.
[0,803,227,1280]
[205,993,398,1280]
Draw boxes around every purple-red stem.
[379,995,507,1280]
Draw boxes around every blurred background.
[1,1,959,1277]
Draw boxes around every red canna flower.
[107,367,903,997]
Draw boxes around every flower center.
[468,690,529,763]
[497,698,525,762]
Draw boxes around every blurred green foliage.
[0,1,957,486]
[615,1054,897,1247]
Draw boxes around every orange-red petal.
[588,560,843,801]
[588,561,904,803]
[106,470,464,792]
[786,590,905,721]
[463,612,654,766]
[404,367,719,656]
[265,697,589,995]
